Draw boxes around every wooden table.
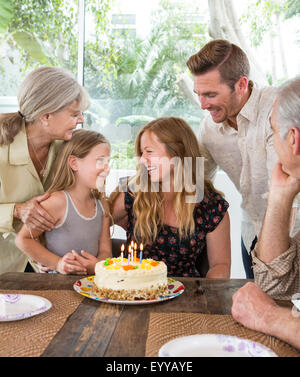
[0,273,253,357]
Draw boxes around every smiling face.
[193,69,246,125]
[139,130,173,184]
[43,100,84,141]
[74,142,111,191]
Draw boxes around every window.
[1,0,299,182]
[1,0,299,277]
[1,0,299,157]
[0,1,79,98]
[83,0,207,172]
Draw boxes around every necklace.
[28,138,49,178]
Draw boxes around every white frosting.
[94,257,167,291]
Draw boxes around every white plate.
[73,276,184,305]
[292,296,300,311]
[0,294,52,322]
[158,334,277,357]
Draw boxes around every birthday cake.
[93,256,168,300]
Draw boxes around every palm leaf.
[12,31,48,64]
[0,0,13,33]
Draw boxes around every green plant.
[110,140,136,169]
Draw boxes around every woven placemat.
[0,290,84,357]
[146,312,300,357]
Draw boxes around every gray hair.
[18,66,90,123]
[0,66,91,145]
[275,76,300,139]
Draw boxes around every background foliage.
[0,0,299,167]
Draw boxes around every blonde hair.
[48,129,110,216]
[112,117,220,245]
[0,66,90,145]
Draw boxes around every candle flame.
[121,244,125,252]
[140,243,143,251]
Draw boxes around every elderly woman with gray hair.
[0,66,90,273]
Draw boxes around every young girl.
[110,117,231,278]
[16,129,111,275]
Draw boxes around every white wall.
[213,172,245,278]
[107,169,245,278]
[106,169,131,241]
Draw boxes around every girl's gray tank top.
[44,191,103,257]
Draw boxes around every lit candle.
[121,244,125,263]
[133,243,136,262]
[128,252,131,265]
[139,243,143,264]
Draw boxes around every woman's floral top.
[124,189,229,277]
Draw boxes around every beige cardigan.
[0,122,62,273]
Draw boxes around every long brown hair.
[48,129,110,216]
[112,117,221,245]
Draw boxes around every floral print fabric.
[124,190,229,277]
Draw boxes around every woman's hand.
[56,252,87,275]
[71,250,100,275]
[36,262,54,273]
[14,193,56,232]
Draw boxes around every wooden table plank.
[42,299,124,357]
[0,272,80,290]
[104,278,249,356]
[0,273,256,357]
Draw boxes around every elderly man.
[232,77,300,351]
[251,76,300,299]
[186,39,278,278]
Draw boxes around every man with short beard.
[187,39,278,278]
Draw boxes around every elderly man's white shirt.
[198,85,278,251]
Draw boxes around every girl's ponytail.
[0,112,24,145]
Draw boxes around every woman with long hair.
[110,117,231,277]
[0,66,90,273]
